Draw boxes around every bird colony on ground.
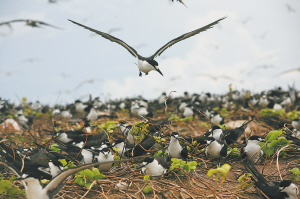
[0,86,300,198]
[0,0,300,198]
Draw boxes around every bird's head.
[147,60,163,76]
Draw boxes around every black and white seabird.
[96,148,114,172]
[205,137,227,164]
[204,125,223,141]
[167,132,188,160]
[0,159,138,199]
[241,135,264,163]
[69,17,226,77]
[141,157,169,175]
[243,159,299,199]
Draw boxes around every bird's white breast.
[138,60,155,73]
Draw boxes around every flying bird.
[277,68,300,76]
[74,78,104,90]
[171,0,187,7]
[69,17,226,77]
[0,19,62,29]
[193,73,239,82]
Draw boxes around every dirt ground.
[0,108,299,199]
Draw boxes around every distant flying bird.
[69,17,226,77]
[0,70,18,76]
[74,78,104,90]
[240,16,252,25]
[193,73,240,82]
[171,0,187,7]
[0,19,62,29]
[286,3,296,13]
[21,58,40,63]
[277,68,300,76]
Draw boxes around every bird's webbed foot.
[139,71,142,77]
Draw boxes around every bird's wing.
[35,21,62,29]
[279,68,300,76]
[45,158,140,198]
[0,19,27,26]
[149,17,226,59]
[69,20,139,58]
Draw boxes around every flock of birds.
[0,86,300,199]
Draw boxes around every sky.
[0,0,300,105]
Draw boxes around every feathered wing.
[0,19,26,26]
[69,20,139,58]
[149,17,226,59]
[36,21,62,29]
[45,158,139,198]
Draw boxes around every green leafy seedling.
[289,168,300,181]
[74,168,105,189]
[169,158,197,173]
[207,164,231,197]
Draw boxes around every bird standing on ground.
[69,17,226,76]
[141,157,169,175]
[243,159,299,199]
[167,132,188,160]
[241,135,264,163]
[205,137,227,165]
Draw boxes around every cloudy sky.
[1,0,299,105]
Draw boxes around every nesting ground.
[0,107,300,199]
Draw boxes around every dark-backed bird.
[141,157,169,175]
[69,17,226,77]
[167,132,188,160]
[241,135,264,163]
[205,137,227,164]
[204,125,223,141]
[243,159,299,199]
[0,159,138,199]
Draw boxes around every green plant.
[237,173,253,190]
[74,168,105,189]
[169,115,193,122]
[59,159,75,170]
[227,147,240,156]
[128,122,149,143]
[207,164,231,197]
[153,136,166,143]
[0,174,26,198]
[289,168,300,181]
[259,108,285,118]
[142,175,153,194]
[98,120,119,133]
[286,110,300,120]
[218,124,229,130]
[169,158,197,173]
[259,129,293,158]
[49,144,60,152]
[153,150,162,158]
[200,122,210,128]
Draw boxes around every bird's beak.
[15,177,25,181]
[156,68,163,76]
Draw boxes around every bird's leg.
[145,73,148,75]
[139,71,142,77]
